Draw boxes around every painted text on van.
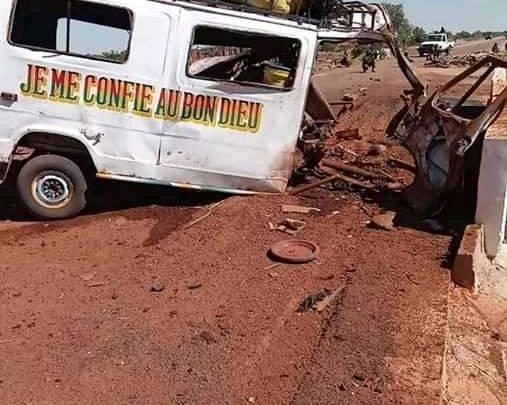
[20,64,263,134]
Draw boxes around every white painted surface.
[476,67,507,258]
[476,137,507,257]
[0,0,392,195]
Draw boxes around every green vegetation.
[382,3,414,47]
[87,50,128,62]
[99,50,128,62]
[454,30,506,40]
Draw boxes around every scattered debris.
[270,218,306,236]
[353,372,367,382]
[79,272,97,282]
[314,284,346,312]
[269,239,320,264]
[386,182,403,191]
[297,289,331,313]
[264,263,282,271]
[370,212,396,231]
[342,93,358,102]
[334,128,361,140]
[199,331,217,344]
[281,204,321,214]
[423,52,491,68]
[297,284,346,313]
[290,173,346,195]
[388,157,415,172]
[150,283,165,293]
[335,144,359,157]
[322,159,393,181]
[268,271,280,278]
[183,201,223,230]
[290,170,375,195]
[367,144,387,156]
[87,281,108,288]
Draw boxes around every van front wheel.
[17,154,87,219]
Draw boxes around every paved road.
[409,37,507,58]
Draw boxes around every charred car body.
[387,57,507,217]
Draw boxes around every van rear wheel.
[17,154,87,219]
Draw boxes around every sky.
[391,0,507,33]
[57,20,129,55]
[37,1,507,56]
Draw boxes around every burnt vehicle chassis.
[387,56,507,216]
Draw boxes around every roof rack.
[156,0,379,30]
[173,0,320,25]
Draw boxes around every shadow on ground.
[0,179,226,222]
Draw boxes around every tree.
[382,3,413,48]
[455,30,472,40]
[411,26,427,44]
[100,50,128,62]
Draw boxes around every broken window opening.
[435,64,496,120]
[427,34,445,42]
[10,0,132,63]
[187,26,301,90]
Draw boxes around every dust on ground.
[0,51,475,404]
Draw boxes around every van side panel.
[158,9,316,192]
[0,0,173,175]
[0,0,316,194]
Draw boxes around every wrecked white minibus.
[0,0,412,219]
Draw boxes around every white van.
[0,0,401,218]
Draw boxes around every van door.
[0,0,175,178]
[157,10,316,193]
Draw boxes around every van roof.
[148,0,339,31]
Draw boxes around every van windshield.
[427,34,445,42]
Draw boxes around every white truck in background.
[418,32,455,57]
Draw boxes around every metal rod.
[453,65,495,112]
[66,0,71,53]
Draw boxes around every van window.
[10,0,132,63]
[187,26,301,90]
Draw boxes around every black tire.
[16,154,87,219]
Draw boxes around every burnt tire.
[16,154,87,219]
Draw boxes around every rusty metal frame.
[392,56,507,216]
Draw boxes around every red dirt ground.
[0,56,463,404]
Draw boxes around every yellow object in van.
[247,0,291,14]
[263,64,290,87]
